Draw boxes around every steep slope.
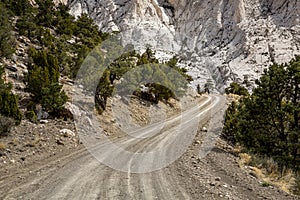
[67,0,300,89]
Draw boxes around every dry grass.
[251,166,265,179]
[238,153,252,167]
[0,142,6,150]
[267,168,295,194]
[239,153,297,194]
[228,145,242,156]
[255,167,296,194]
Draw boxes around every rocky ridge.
[67,0,300,90]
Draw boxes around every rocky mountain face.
[67,0,300,90]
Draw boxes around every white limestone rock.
[67,0,300,90]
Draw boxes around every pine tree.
[35,0,56,27]
[25,49,67,115]
[225,82,249,96]
[16,12,39,39]
[137,48,158,65]
[197,84,201,94]
[7,0,30,16]
[0,2,15,58]
[0,89,22,124]
[41,83,68,114]
[0,65,22,124]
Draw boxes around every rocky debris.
[0,119,79,170]
[194,140,201,145]
[178,138,297,199]
[59,129,76,137]
[1,35,33,98]
[5,65,18,72]
[56,139,65,145]
[39,120,49,124]
[37,109,49,120]
[110,118,116,123]
[64,102,80,116]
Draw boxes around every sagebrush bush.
[293,176,300,195]
[0,115,16,136]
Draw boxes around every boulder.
[39,120,49,124]
[60,129,76,137]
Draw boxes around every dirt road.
[0,95,297,200]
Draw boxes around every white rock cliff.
[67,0,300,90]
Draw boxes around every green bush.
[26,101,36,112]
[225,82,249,96]
[16,13,39,39]
[13,1,108,80]
[222,101,239,144]
[1,0,30,16]
[35,0,56,27]
[0,65,22,124]
[0,2,15,58]
[1,0,110,119]
[25,49,60,99]
[25,110,37,123]
[41,83,68,114]
[0,89,22,124]
[134,83,175,104]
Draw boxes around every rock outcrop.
[67,0,300,90]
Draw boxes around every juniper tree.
[223,57,300,169]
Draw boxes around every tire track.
[1,95,226,200]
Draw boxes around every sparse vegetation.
[1,0,190,121]
[237,152,297,194]
[262,182,271,187]
[95,48,193,113]
[11,0,108,118]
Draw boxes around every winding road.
[0,95,297,200]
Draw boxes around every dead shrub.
[0,115,15,136]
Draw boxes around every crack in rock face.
[67,0,300,90]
